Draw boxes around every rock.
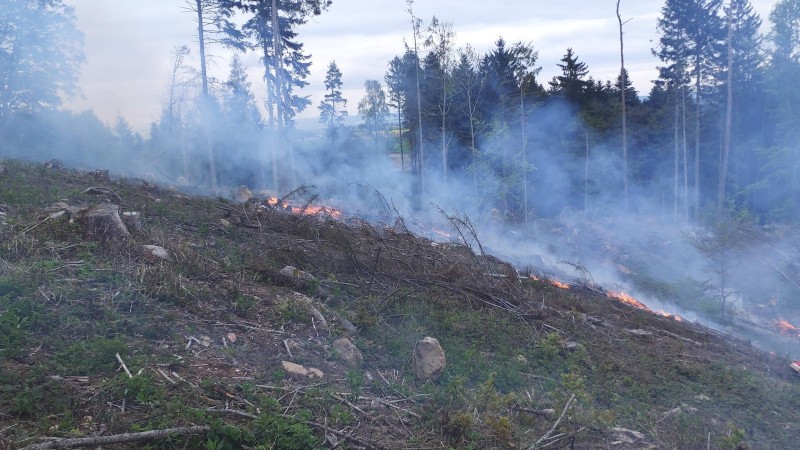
[694,394,711,401]
[661,407,682,420]
[562,341,584,352]
[281,361,324,379]
[413,337,446,381]
[143,245,172,262]
[280,265,317,282]
[333,338,363,366]
[626,328,652,337]
[219,218,231,227]
[43,159,63,169]
[82,203,129,242]
[610,427,646,444]
[234,185,253,203]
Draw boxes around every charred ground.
[1,159,799,449]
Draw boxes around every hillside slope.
[1,159,799,449]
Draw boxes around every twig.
[331,393,366,415]
[528,393,576,450]
[154,368,176,384]
[282,339,293,359]
[20,425,210,450]
[115,353,132,378]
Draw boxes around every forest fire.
[608,291,650,311]
[265,196,342,219]
[774,319,800,336]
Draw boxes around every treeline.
[377,0,800,222]
[1,0,799,224]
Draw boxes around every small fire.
[264,196,342,219]
[774,319,800,336]
[529,275,570,289]
[608,291,650,311]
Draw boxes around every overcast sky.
[63,0,777,133]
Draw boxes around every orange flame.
[550,280,571,289]
[265,197,342,219]
[774,319,800,336]
[608,291,650,311]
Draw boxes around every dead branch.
[20,425,210,450]
[528,393,576,450]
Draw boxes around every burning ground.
[2,159,800,449]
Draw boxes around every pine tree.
[548,48,590,104]
[318,60,347,142]
[656,0,725,216]
[0,0,84,118]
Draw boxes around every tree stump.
[81,203,129,242]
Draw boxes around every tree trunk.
[694,62,701,218]
[521,92,528,223]
[719,2,734,208]
[673,89,680,221]
[397,102,405,172]
[617,0,629,211]
[195,0,217,189]
[682,86,689,219]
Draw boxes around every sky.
[63,0,778,133]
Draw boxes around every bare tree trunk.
[719,2,734,208]
[407,1,425,194]
[617,0,629,211]
[398,102,405,172]
[521,92,528,223]
[585,128,590,219]
[673,89,680,221]
[682,86,689,219]
[262,37,279,191]
[195,0,217,190]
[271,0,289,188]
[694,62,702,218]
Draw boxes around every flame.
[774,319,800,336]
[530,275,570,289]
[608,291,650,311]
[265,197,342,219]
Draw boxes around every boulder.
[281,361,324,379]
[143,245,172,262]
[610,427,646,444]
[413,337,446,381]
[333,337,363,366]
[234,185,253,203]
[280,265,317,282]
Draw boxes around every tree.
[452,46,485,196]
[358,80,389,146]
[424,17,456,181]
[0,0,84,118]
[406,0,426,191]
[617,0,631,210]
[385,55,410,171]
[548,48,590,104]
[318,60,347,141]
[226,0,331,189]
[656,0,725,217]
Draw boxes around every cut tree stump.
[81,203,130,242]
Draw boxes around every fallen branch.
[115,353,132,378]
[21,425,210,450]
[528,393,576,450]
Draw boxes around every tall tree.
[406,0,426,190]
[385,55,409,171]
[718,0,763,207]
[452,46,485,196]
[318,60,347,141]
[656,0,725,216]
[0,0,84,118]
[424,17,456,181]
[358,79,390,147]
[617,0,631,210]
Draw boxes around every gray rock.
[413,337,446,381]
[333,337,363,366]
